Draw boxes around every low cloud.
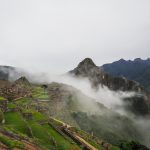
[5,68,150,148]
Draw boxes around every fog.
[50,74,150,147]
[7,66,136,114]
[52,75,135,111]
[0,0,150,147]
[27,71,150,147]
[1,65,149,147]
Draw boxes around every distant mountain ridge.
[102,58,150,89]
[70,58,150,116]
[70,58,144,92]
[0,65,23,81]
[0,66,15,80]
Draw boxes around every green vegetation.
[109,146,121,150]
[29,121,52,148]
[0,96,6,101]
[0,133,24,149]
[72,112,141,145]
[43,124,78,150]
[0,110,4,123]
[7,103,17,109]
[3,126,28,139]
[27,120,77,149]
[120,141,135,150]
[22,108,34,114]
[74,128,103,150]
[118,141,148,150]
[15,97,32,105]
[3,101,80,150]
[32,87,49,99]
[32,111,47,122]
[4,112,31,136]
[1,82,145,150]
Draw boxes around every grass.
[4,112,31,136]
[109,146,121,150]
[28,121,52,149]
[0,133,24,149]
[0,110,4,123]
[27,112,77,149]
[3,126,28,139]
[2,93,99,150]
[22,108,34,113]
[4,108,75,149]
[32,111,47,122]
[43,124,79,150]
[75,128,103,150]
[15,97,32,105]
[0,96,6,101]
[4,111,50,149]
[7,103,17,109]
[32,87,49,99]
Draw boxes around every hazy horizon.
[0,0,150,73]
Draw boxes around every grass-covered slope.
[0,83,105,149]
[0,78,149,150]
[2,102,80,149]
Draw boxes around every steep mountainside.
[0,61,150,149]
[70,58,144,92]
[0,77,149,149]
[70,58,150,116]
[0,78,108,150]
[45,83,145,146]
[102,58,150,89]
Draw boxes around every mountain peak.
[16,76,28,82]
[134,58,142,62]
[70,58,99,77]
[119,58,125,62]
[77,58,96,69]
[15,76,31,87]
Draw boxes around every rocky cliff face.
[70,58,144,92]
[70,58,150,115]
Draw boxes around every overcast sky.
[0,0,150,73]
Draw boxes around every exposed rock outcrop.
[70,58,144,92]
[70,58,150,115]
